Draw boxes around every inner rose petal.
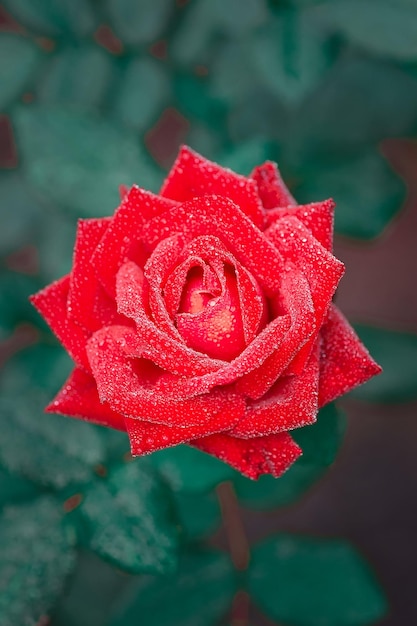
[176,264,249,361]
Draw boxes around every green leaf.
[150,445,235,493]
[288,57,417,163]
[0,396,106,489]
[315,0,417,61]
[109,550,236,626]
[0,270,43,335]
[172,0,267,65]
[350,326,417,403]
[174,491,221,540]
[249,534,388,626]
[0,343,106,489]
[78,459,178,574]
[0,172,43,256]
[0,497,76,626]
[249,11,334,105]
[2,0,96,37]
[235,404,346,509]
[296,150,405,239]
[13,105,162,217]
[0,466,40,510]
[36,210,78,280]
[220,139,273,176]
[52,550,130,626]
[0,34,42,110]
[105,0,173,46]
[38,44,116,109]
[112,57,170,131]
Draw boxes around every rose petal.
[236,270,315,399]
[68,218,124,331]
[142,194,284,297]
[30,276,91,371]
[125,398,244,455]
[192,431,301,479]
[47,367,126,431]
[232,341,320,438]
[251,161,295,210]
[319,304,382,406]
[92,185,178,296]
[265,199,335,252]
[161,145,265,229]
[267,215,344,373]
[116,261,223,376]
[87,325,245,428]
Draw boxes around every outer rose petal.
[265,199,335,252]
[91,186,177,296]
[267,215,344,373]
[47,367,126,431]
[192,432,302,480]
[251,161,295,210]
[232,341,320,438]
[87,325,245,428]
[161,145,265,229]
[319,304,382,406]
[68,218,124,331]
[142,194,284,296]
[30,276,91,371]
[125,397,244,455]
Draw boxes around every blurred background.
[0,1,417,625]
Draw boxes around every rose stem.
[216,481,250,626]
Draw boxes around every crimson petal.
[192,431,301,480]
[251,161,295,210]
[265,199,335,252]
[141,194,284,297]
[161,145,264,229]
[47,367,126,431]
[91,185,177,296]
[87,325,245,428]
[319,305,382,406]
[30,276,91,371]
[232,341,320,438]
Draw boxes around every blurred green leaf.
[220,139,273,176]
[53,550,130,626]
[0,270,43,334]
[150,445,235,493]
[2,0,96,37]
[172,0,267,65]
[0,466,40,510]
[350,326,417,403]
[78,459,178,574]
[296,150,405,239]
[235,404,346,509]
[109,550,236,626]
[0,345,106,490]
[249,11,334,105]
[288,57,417,163]
[36,209,77,279]
[38,44,116,108]
[105,0,173,46]
[0,172,43,256]
[112,57,170,131]
[0,34,42,110]
[14,105,162,217]
[174,491,221,540]
[249,533,388,625]
[314,0,417,61]
[0,497,76,626]
[0,396,106,489]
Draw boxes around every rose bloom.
[31,147,381,479]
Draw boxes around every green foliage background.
[0,0,416,624]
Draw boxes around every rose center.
[176,265,246,361]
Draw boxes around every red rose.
[31,147,381,479]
